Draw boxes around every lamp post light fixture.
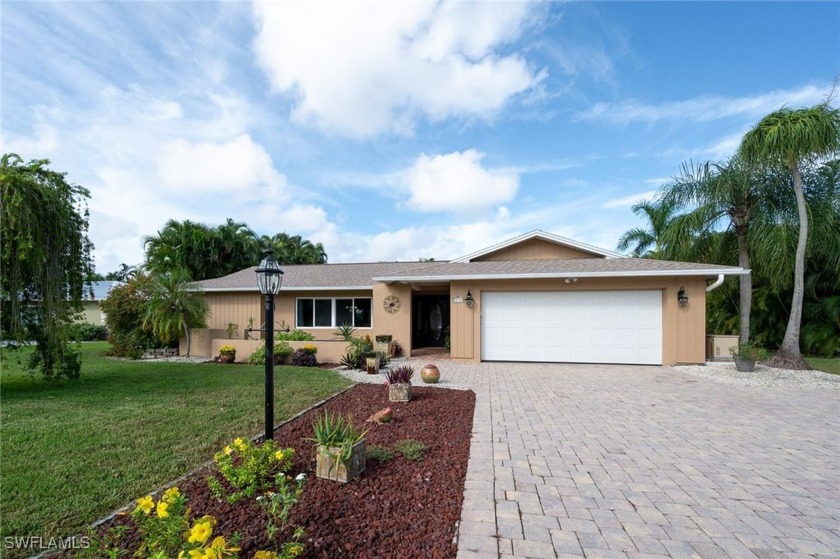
[255,250,284,441]
[677,286,689,308]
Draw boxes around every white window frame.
[295,297,373,329]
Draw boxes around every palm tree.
[740,103,840,369]
[661,157,764,344]
[259,233,328,264]
[616,197,680,258]
[143,271,209,357]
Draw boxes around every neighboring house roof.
[83,281,116,301]
[451,230,626,262]
[192,261,439,292]
[372,258,748,282]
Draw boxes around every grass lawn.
[0,342,352,547]
[807,356,840,375]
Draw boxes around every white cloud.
[251,2,545,137]
[158,135,287,197]
[576,84,830,125]
[403,150,519,213]
[602,190,657,209]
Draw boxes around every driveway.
[410,361,840,558]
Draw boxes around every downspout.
[706,274,725,293]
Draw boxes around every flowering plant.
[208,437,296,503]
[301,344,317,355]
[219,345,237,356]
[128,488,241,558]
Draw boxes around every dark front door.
[412,295,450,348]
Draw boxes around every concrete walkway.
[407,361,840,559]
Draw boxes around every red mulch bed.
[82,384,475,559]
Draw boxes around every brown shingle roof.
[372,258,747,281]
[192,261,440,291]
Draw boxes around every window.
[296,297,372,328]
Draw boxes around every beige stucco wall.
[449,276,707,366]
[372,283,413,357]
[474,238,600,261]
[75,301,104,325]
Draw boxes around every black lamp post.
[255,250,284,440]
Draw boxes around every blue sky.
[2,1,838,273]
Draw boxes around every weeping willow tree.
[0,154,94,380]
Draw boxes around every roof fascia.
[451,230,626,262]
[373,268,749,282]
[196,286,374,293]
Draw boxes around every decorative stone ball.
[420,364,440,384]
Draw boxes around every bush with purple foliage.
[291,348,318,367]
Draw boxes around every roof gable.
[452,230,624,262]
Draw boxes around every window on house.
[296,298,372,328]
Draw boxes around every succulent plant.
[385,365,414,385]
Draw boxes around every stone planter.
[219,354,236,364]
[420,364,440,384]
[733,356,756,372]
[366,357,379,375]
[315,440,366,483]
[388,383,412,403]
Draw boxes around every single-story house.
[75,281,115,325]
[184,230,747,366]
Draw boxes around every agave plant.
[309,410,367,466]
[385,365,414,386]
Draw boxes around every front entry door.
[412,295,450,348]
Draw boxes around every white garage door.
[481,290,662,365]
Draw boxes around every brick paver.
[405,360,840,559]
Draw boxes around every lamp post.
[255,250,284,441]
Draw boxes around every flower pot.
[366,356,379,374]
[733,356,756,372]
[219,354,236,364]
[388,383,411,402]
[315,440,366,483]
[420,364,440,384]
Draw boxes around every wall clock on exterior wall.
[383,295,402,314]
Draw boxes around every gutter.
[373,268,749,283]
[706,273,726,292]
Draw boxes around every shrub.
[68,322,109,341]
[730,341,770,361]
[208,437,296,503]
[248,341,293,365]
[276,329,315,341]
[100,274,159,358]
[385,365,414,385]
[366,445,395,463]
[394,439,426,461]
[301,344,317,355]
[291,348,317,367]
[218,344,236,356]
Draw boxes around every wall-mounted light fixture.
[564,277,578,284]
[465,289,475,308]
[678,286,689,308]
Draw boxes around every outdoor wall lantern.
[465,289,475,308]
[678,286,689,308]
[255,250,284,441]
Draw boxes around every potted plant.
[310,410,367,483]
[729,341,769,372]
[218,344,237,364]
[385,365,414,402]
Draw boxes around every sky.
[2,1,838,274]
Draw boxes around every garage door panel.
[482,290,662,365]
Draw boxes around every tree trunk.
[183,321,191,357]
[769,163,811,370]
[736,230,752,346]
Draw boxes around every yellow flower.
[253,552,278,559]
[274,450,285,461]
[187,550,205,559]
[223,445,233,455]
[233,437,247,451]
[287,543,303,557]
[188,521,213,544]
[156,500,170,518]
[135,495,155,515]
[163,486,180,503]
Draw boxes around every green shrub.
[248,342,293,365]
[68,322,109,341]
[394,439,426,461]
[276,329,315,341]
[366,445,395,463]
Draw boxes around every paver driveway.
[410,361,840,559]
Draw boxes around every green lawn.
[0,342,352,548]
[807,356,840,375]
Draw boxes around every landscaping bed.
[81,383,476,558]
